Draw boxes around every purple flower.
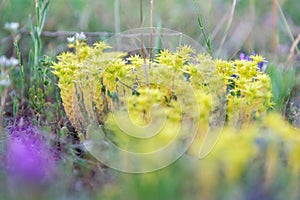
[257,61,267,72]
[231,74,238,78]
[239,52,268,72]
[239,53,246,60]
[239,53,251,61]
[3,118,56,184]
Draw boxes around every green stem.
[193,0,211,55]
[14,41,25,97]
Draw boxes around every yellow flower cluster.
[52,40,273,141]
[194,112,300,199]
[52,41,128,137]
[215,55,273,126]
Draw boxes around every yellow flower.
[250,54,267,64]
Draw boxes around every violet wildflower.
[3,118,56,184]
[239,52,268,72]
[239,53,246,60]
[257,60,268,72]
[239,52,251,61]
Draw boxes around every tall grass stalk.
[139,0,144,56]
[14,42,25,98]
[271,0,278,53]
[0,88,8,136]
[193,0,212,55]
[216,0,237,57]
[276,0,300,60]
[287,34,300,64]
[26,0,50,123]
[29,0,49,87]
[149,0,154,61]
[114,0,121,50]
[140,0,143,27]
[114,0,120,33]
[143,0,154,87]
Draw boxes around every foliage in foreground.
[99,113,300,200]
[1,112,300,200]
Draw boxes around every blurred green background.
[1,0,300,62]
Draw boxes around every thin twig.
[211,10,230,40]
[1,31,184,45]
[0,88,8,134]
[276,0,300,59]
[1,31,114,45]
[150,0,154,61]
[117,32,183,37]
[114,0,121,50]
[117,78,140,95]
[139,28,149,87]
[140,0,147,60]
[271,0,278,53]
[229,48,241,60]
[217,0,237,56]
[140,0,143,27]
[287,34,300,64]
[43,31,114,38]
[144,0,154,88]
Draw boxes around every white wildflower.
[4,22,19,33]
[0,56,8,66]
[9,57,19,66]
[75,32,86,41]
[67,36,75,43]
[0,56,19,67]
